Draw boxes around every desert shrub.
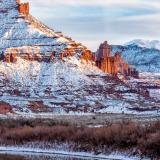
[0,119,159,158]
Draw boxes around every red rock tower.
[96,41,138,77]
[96,41,117,75]
[97,41,112,61]
[16,0,29,15]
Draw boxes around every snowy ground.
[0,146,149,160]
[0,58,160,116]
[138,72,160,100]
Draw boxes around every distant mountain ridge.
[112,41,160,73]
[124,39,160,50]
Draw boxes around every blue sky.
[24,0,160,51]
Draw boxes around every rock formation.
[96,41,139,78]
[0,0,93,63]
[0,102,12,114]
[17,0,29,15]
[0,1,159,115]
[0,0,139,79]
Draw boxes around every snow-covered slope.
[124,39,160,50]
[0,0,86,57]
[112,44,160,72]
[0,57,159,115]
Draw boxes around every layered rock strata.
[0,0,93,63]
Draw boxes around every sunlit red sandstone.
[16,0,29,15]
[96,41,139,78]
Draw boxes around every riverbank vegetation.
[0,119,159,159]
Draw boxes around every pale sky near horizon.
[23,0,160,51]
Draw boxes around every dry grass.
[0,154,24,160]
[0,119,159,158]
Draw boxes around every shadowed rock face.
[0,0,93,63]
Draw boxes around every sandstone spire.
[17,0,29,15]
[96,41,139,78]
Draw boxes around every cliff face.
[0,0,93,63]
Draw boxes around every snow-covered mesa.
[0,0,87,59]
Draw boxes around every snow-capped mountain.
[124,39,160,50]
[112,43,160,72]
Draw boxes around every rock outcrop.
[0,0,139,79]
[17,0,29,15]
[96,41,139,78]
[0,0,93,63]
[0,101,13,114]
